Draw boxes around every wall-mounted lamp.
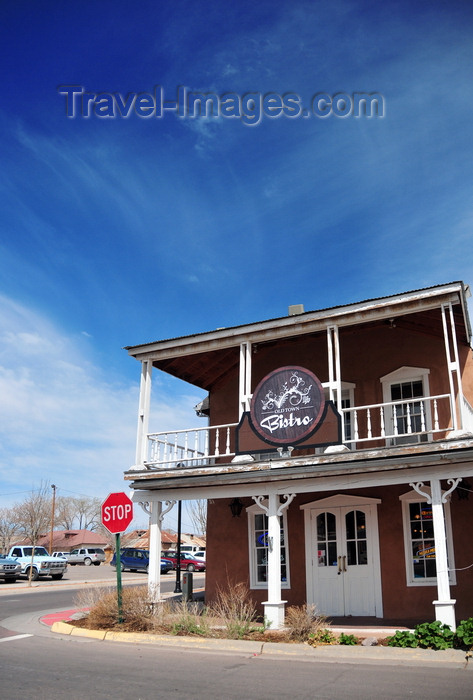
[229,498,244,517]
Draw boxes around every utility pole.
[49,484,56,555]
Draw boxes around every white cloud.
[0,295,205,512]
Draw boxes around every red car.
[162,552,206,572]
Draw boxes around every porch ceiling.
[148,304,467,390]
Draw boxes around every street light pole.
[49,484,56,555]
[174,500,182,593]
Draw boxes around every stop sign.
[101,492,134,534]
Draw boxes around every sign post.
[101,492,134,624]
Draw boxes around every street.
[0,570,471,699]
[0,631,472,700]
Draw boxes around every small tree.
[0,507,20,554]
[186,500,207,536]
[55,496,101,531]
[12,483,51,545]
[11,483,51,585]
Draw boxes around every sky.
[1,0,473,533]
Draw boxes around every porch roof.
[124,281,471,391]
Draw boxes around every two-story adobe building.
[125,282,473,630]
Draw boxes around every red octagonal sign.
[101,492,134,534]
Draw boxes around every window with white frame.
[247,502,290,589]
[380,367,431,445]
[400,489,456,587]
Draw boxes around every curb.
[50,620,473,668]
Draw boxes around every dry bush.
[210,580,260,638]
[166,599,212,636]
[76,585,159,631]
[284,604,329,642]
[74,585,114,612]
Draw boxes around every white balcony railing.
[143,394,457,469]
[146,423,239,469]
[341,394,452,445]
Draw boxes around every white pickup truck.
[8,545,67,581]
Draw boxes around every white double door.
[304,495,382,617]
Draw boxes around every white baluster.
[406,403,412,434]
[393,406,398,436]
[194,431,199,461]
[434,399,439,431]
[164,435,169,463]
[380,406,385,438]
[184,431,189,459]
[215,428,220,456]
[204,429,209,457]
[420,402,426,432]
[226,426,231,454]
[367,408,372,439]
[353,410,359,441]
[173,434,178,461]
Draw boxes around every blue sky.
[1,1,473,532]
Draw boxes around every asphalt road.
[0,569,472,699]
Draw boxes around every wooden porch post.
[147,500,162,603]
[239,341,252,419]
[258,493,295,630]
[430,478,457,630]
[134,359,152,469]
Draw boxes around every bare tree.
[55,496,102,531]
[185,499,207,536]
[11,483,51,545]
[54,496,76,530]
[0,507,20,554]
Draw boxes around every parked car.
[161,552,206,572]
[193,551,206,561]
[52,551,70,560]
[110,548,172,574]
[67,548,105,566]
[0,554,22,582]
[8,546,67,580]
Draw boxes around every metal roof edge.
[125,281,469,356]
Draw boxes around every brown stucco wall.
[208,317,469,431]
[206,484,473,623]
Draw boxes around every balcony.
[142,393,471,470]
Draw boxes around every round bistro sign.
[250,366,325,445]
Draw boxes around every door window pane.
[345,510,367,566]
[317,512,337,567]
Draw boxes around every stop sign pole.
[101,492,134,624]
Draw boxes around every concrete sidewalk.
[47,611,473,669]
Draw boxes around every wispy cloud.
[0,295,205,512]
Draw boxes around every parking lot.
[1,561,205,590]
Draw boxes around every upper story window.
[247,502,290,589]
[380,367,431,445]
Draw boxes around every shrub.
[306,628,336,646]
[211,580,260,639]
[415,621,454,650]
[455,618,473,649]
[338,633,358,645]
[168,600,211,637]
[387,630,418,648]
[388,621,456,651]
[285,604,328,642]
[76,585,158,631]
